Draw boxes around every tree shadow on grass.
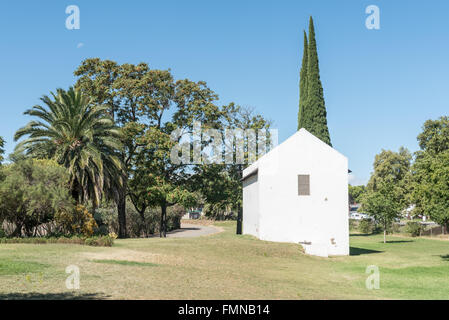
[0,292,110,300]
[146,227,201,238]
[384,240,414,244]
[350,247,383,256]
[440,254,449,261]
[168,227,201,233]
[350,233,374,237]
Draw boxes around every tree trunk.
[117,185,127,238]
[71,179,81,204]
[11,223,22,237]
[138,208,146,237]
[383,221,387,244]
[236,204,242,234]
[160,203,167,238]
[92,201,98,215]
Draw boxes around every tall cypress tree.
[298,16,332,146]
[298,30,308,130]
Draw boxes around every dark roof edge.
[241,168,258,182]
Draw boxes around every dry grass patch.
[181,219,216,226]
[2,222,449,299]
[91,260,158,267]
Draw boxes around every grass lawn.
[1,221,449,299]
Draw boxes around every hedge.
[0,235,115,247]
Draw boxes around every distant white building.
[242,129,349,257]
[182,207,204,220]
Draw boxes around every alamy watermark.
[170,121,278,165]
[365,265,380,290]
[66,5,80,30]
[65,265,80,290]
[365,5,380,30]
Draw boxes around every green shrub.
[166,205,184,231]
[359,219,374,234]
[391,223,401,233]
[95,225,109,236]
[0,227,5,238]
[95,202,158,237]
[0,159,74,237]
[349,219,358,231]
[55,204,98,237]
[95,202,183,238]
[84,237,95,246]
[385,222,401,234]
[84,235,114,247]
[46,231,65,238]
[97,235,114,247]
[0,235,114,247]
[405,221,422,237]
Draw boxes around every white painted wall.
[242,129,349,257]
[242,173,259,237]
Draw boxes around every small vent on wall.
[298,174,310,196]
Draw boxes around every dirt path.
[164,222,222,238]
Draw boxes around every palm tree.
[14,87,123,207]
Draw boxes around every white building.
[242,128,349,257]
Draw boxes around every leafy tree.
[75,59,229,237]
[75,60,183,237]
[144,77,226,236]
[412,150,449,231]
[417,116,449,155]
[14,87,123,208]
[298,17,331,146]
[74,59,271,237]
[361,182,402,243]
[0,159,74,237]
[411,117,449,231]
[201,105,271,229]
[362,148,412,242]
[75,59,128,236]
[134,86,269,235]
[366,147,412,208]
[348,185,366,204]
[133,127,198,237]
[73,58,120,120]
[192,164,239,220]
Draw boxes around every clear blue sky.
[1,0,448,185]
